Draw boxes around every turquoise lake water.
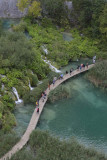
[14,61,107,154]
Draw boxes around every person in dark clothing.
[83,64,85,69]
[37,107,39,113]
[66,71,68,74]
[77,65,80,71]
[86,63,88,68]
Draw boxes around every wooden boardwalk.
[0,64,94,160]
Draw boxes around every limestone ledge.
[0,0,27,18]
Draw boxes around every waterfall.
[42,45,48,55]
[65,1,73,10]
[43,60,61,73]
[12,87,23,104]
[1,84,4,90]
[29,81,34,90]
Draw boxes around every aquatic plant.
[48,85,70,103]
[0,132,19,158]
[86,60,107,88]
[11,130,105,160]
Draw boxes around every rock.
[0,0,27,18]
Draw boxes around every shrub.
[0,132,19,157]
[31,74,38,87]
[12,21,27,32]
[86,60,107,88]
[29,130,107,160]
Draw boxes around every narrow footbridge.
[0,64,94,160]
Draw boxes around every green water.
[38,76,107,153]
[14,104,34,136]
[1,19,20,31]
[62,32,73,41]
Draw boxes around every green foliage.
[48,85,70,103]
[0,132,19,157]
[71,0,106,52]
[1,77,8,84]
[23,79,49,104]
[86,60,107,88]
[41,17,53,28]
[31,74,38,87]
[3,114,16,132]
[0,69,5,75]
[47,71,60,83]
[10,149,36,160]
[40,0,68,25]
[12,21,27,32]
[27,23,98,68]
[17,0,41,18]
[28,130,106,160]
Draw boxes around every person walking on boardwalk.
[77,65,79,71]
[70,68,74,75]
[42,93,44,102]
[53,79,55,86]
[86,63,88,68]
[36,101,39,107]
[60,74,63,79]
[37,107,39,113]
[48,83,50,90]
[66,71,68,74]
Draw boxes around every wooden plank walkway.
[0,64,94,160]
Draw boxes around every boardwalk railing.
[0,64,94,160]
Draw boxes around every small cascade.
[65,1,73,10]
[1,84,4,91]
[12,87,23,104]
[42,45,48,55]
[38,81,43,85]
[1,75,6,78]
[43,59,61,73]
[29,81,34,91]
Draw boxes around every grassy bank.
[86,61,107,89]
[10,130,107,160]
[0,132,19,158]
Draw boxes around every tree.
[17,0,41,18]
[99,3,107,37]
[40,0,67,24]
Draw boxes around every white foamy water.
[29,81,34,90]
[12,87,23,104]
[42,45,48,55]
[1,75,6,78]
[43,60,61,73]
[1,84,4,91]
